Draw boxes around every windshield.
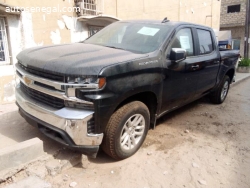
[84,22,172,54]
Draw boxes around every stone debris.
[198,179,207,185]
[4,176,51,188]
[192,162,199,168]
[45,160,62,177]
[69,182,77,187]
[184,130,190,133]
[147,152,152,156]
[26,165,48,179]
[63,174,70,182]
[163,171,168,175]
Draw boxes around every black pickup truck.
[15,19,239,160]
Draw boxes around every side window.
[169,28,194,57]
[197,29,214,55]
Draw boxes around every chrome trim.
[16,85,103,146]
[15,64,93,105]
[15,63,99,91]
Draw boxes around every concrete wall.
[1,0,80,45]
[104,0,221,30]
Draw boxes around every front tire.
[101,101,150,160]
[210,75,230,104]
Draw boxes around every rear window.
[197,29,214,55]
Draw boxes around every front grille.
[18,62,64,82]
[20,82,65,109]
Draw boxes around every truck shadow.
[157,96,211,125]
[88,150,116,163]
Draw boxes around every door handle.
[191,65,199,69]
[214,60,220,64]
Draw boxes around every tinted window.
[169,28,194,56]
[197,29,213,55]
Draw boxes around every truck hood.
[17,43,148,76]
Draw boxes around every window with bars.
[227,4,241,13]
[88,25,103,37]
[0,18,9,65]
[75,0,102,16]
[84,0,97,15]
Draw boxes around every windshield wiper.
[104,45,125,50]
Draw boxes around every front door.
[160,27,200,114]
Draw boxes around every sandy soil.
[47,79,250,188]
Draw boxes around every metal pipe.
[244,0,249,58]
[116,0,118,17]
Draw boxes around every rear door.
[193,28,221,97]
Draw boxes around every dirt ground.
[40,79,250,188]
[2,79,250,188]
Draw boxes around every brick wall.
[220,0,246,28]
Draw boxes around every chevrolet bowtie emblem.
[23,76,32,85]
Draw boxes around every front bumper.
[16,85,103,157]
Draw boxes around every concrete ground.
[0,72,249,187]
[0,102,62,153]
[234,72,250,83]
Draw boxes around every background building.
[0,0,221,104]
[104,0,221,29]
[220,0,246,56]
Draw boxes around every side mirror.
[169,48,187,63]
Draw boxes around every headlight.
[66,76,106,89]
[67,76,98,84]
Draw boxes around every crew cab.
[15,19,239,160]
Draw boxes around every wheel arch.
[114,91,159,129]
[225,68,235,83]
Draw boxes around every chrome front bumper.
[16,85,103,147]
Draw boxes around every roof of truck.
[119,19,212,30]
